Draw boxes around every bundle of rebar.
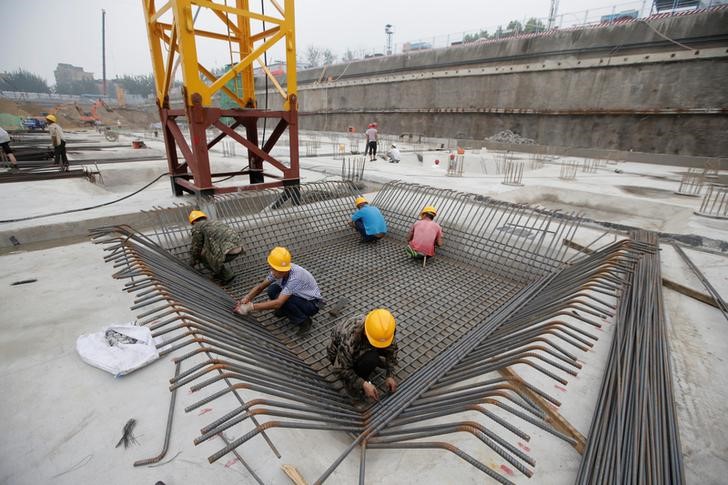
[576,230,684,484]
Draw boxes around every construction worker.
[386,144,401,163]
[406,205,443,259]
[327,308,398,401]
[348,196,387,242]
[46,114,68,171]
[364,123,378,161]
[234,246,322,333]
[189,210,244,284]
[0,127,18,170]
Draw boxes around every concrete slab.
[1,129,727,484]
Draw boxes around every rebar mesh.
[341,156,366,182]
[446,154,464,177]
[695,184,728,219]
[560,160,579,180]
[675,167,704,197]
[502,158,524,186]
[90,182,679,483]
[581,158,597,174]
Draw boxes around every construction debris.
[115,419,139,449]
[486,129,536,145]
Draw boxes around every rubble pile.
[486,129,536,145]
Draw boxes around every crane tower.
[142,0,300,195]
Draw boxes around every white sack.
[76,323,160,377]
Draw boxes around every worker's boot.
[296,317,313,335]
[405,246,418,258]
[218,267,236,285]
[327,298,350,317]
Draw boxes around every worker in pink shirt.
[405,205,443,259]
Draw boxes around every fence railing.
[348,0,724,59]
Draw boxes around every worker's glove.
[234,302,254,316]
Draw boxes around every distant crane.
[548,0,560,29]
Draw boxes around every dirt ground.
[0,98,159,129]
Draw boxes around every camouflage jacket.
[327,314,398,391]
[190,220,243,271]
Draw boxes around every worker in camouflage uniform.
[327,308,398,401]
[188,210,244,284]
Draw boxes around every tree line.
[463,18,546,43]
[0,69,156,97]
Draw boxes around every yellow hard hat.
[46,114,57,123]
[267,246,292,272]
[420,205,437,218]
[364,308,396,348]
[188,210,207,224]
[354,196,368,208]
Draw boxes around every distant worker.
[188,210,244,284]
[349,196,387,242]
[386,144,401,163]
[327,308,399,401]
[0,127,18,170]
[46,114,68,171]
[364,123,378,161]
[406,205,443,260]
[234,246,322,334]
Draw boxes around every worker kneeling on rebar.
[406,205,443,260]
[327,309,399,401]
[189,210,244,284]
[348,196,387,242]
[234,246,322,334]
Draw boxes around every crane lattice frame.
[143,0,300,195]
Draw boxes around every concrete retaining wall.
[260,8,728,157]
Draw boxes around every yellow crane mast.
[142,0,300,195]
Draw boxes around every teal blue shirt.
[351,205,388,236]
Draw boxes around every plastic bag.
[76,323,160,377]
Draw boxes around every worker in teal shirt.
[348,196,388,242]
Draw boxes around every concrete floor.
[0,130,727,484]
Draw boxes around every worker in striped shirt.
[234,246,322,334]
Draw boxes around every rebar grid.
[560,160,579,180]
[90,182,658,483]
[703,160,719,179]
[341,156,366,182]
[447,155,464,177]
[675,167,704,197]
[581,159,597,174]
[695,184,728,219]
[502,158,525,186]
[332,142,346,160]
[576,230,685,485]
[92,225,636,483]
[528,153,545,171]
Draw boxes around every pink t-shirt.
[365,127,377,142]
[408,219,443,257]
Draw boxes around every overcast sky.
[2,0,648,84]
